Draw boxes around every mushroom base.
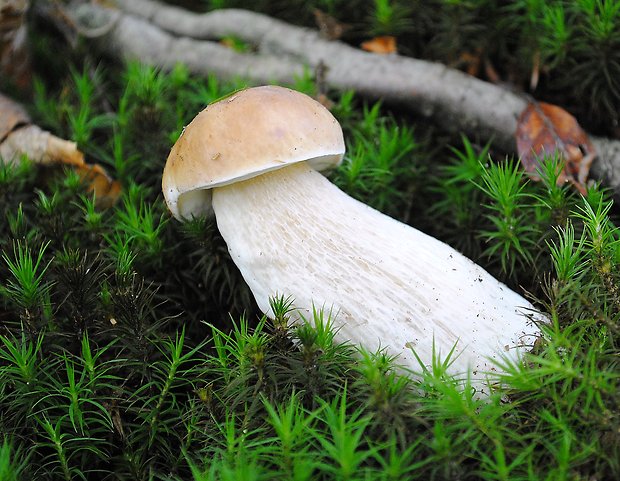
[212,162,543,391]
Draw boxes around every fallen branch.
[0,92,84,167]
[0,92,121,206]
[65,0,620,192]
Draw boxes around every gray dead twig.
[63,0,620,192]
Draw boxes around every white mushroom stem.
[212,161,541,383]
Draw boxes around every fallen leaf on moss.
[361,36,397,55]
[75,163,122,208]
[0,91,121,206]
[516,101,596,194]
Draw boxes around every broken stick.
[63,0,620,194]
[0,92,121,205]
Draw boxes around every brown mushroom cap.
[162,85,345,219]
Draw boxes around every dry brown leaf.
[74,163,122,208]
[0,91,121,206]
[516,101,596,194]
[361,36,397,55]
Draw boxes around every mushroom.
[162,85,542,388]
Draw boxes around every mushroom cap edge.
[162,85,345,219]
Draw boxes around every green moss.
[1,34,619,480]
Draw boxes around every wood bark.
[0,91,121,206]
[65,0,620,192]
[0,91,84,166]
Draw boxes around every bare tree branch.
[66,0,620,191]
